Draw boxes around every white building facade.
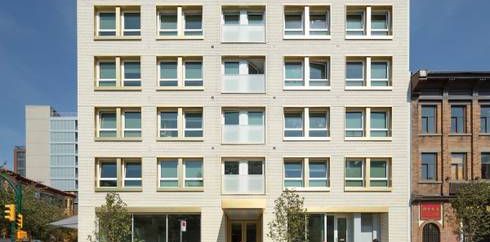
[77,0,409,241]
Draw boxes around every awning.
[49,215,77,229]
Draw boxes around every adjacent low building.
[410,70,490,242]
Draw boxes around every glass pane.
[346,62,364,79]
[160,62,178,79]
[124,13,140,30]
[309,112,327,129]
[285,14,303,29]
[372,13,388,29]
[185,112,202,128]
[224,161,239,175]
[346,112,363,129]
[248,112,264,125]
[160,180,178,187]
[308,214,325,242]
[224,62,240,75]
[185,160,203,178]
[371,112,387,129]
[100,62,116,79]
[421,153,436,180]
[168,215,201,242]
[248,14,263,25]
[100,112,116,129]
[371,62,388,79]
[224,14,240,24]
[370,180,388,187]
[134,215,166,242]
[185,62,202,79]
[185,180,203,187]
[309,162,327,178]
[310,62,327,79]
[161,112,178,129]
[310,14,327,29]
[285,62,303,79]
[248,161,263,175]
[99,12,116,29]
[327,216,334,242]
[161,160,178,178]
[100,162,117,178]
[370,160,387,178]
[231,223,242,242]
[285,112,303,129]
[124,112,141,129]
[284,180,303,188]
[285,162,302,178]
[246,223,257,242]
[346,160,363,178]
[346,13,363,29]
[224,112,240,125]
[125,162,141,178]
[185,14,202,30]
[160,13,177,29]
[124,62,140,79]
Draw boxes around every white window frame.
[98,160,118,188]
[346,57,392,89]
[183,110,203,138]
[158,10,179,36]
[96,11,117,37]
[370,109,390,137]
[284,10,304,36]
[284,57,330,90]
[371,10,391,35]
[370,60,390,87]
[308,8,330,34]
[308,60,330,87]
[284,110,304,138]
[121,11,141,36]
[284,107,330,140]
[284,160,304,188]
[97,60,117,87]
[345,159,365,187]
[122,60,141,87]
[308,109,329,138]
[122,110,142,138]
[183,159,204,188]
[345,107,392,140]
[369,159,389,186]
[97,111,118,138]
[284,6,331,39]
[122,160,142,188]
[345,60,366,87]
[183,12,203,36]
[284,60,305,87]
[308,159,329,187]
[183,60,203,86]
[346,10,365,35]
[159,60,179,86]
[158,110,179,138]
[346,6,393,39]
[158,159,179,188]
[345,110,365,137]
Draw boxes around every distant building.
[13,146,25,176]
[25,106,78,192]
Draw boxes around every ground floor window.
[307,213,382,242]
[133,214,201,242]
[422,223,440,242]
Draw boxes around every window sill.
[221,91,266,94]
[418,133,442,137]
[157,188,204,192]
[418,181,442,184]
[221,142,265,145]
[284,187,330,192]
[157,137,204,142]
[94,36,142,41]
[95,187,143,192]
[156,36,204,40]
[448,133,472,137]
[283,137,331,141]
[94,87,142,92]
[344,187,392,192]
[345,137,392,141]
[283,35,331,40]
[283,87,331,91]
[344,86,392,91]
[156,87,204,91]
[221,41,266,44]
[95,137,143,142]
[479,133,490,136]
[345,35,393,40]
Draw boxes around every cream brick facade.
[78,0,410,241]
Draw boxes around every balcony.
[223,74,265,93]
[223,125,264,144]
[222,25,265,43]
[223,175,264,194]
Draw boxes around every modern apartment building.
[13,146,26,176]
[410,71,490,242]
[25,105,78,192]
[78,1,409,241]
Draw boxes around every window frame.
[96,11,117,37]
[345,107,392,140]
[345,159,365,188]
[283,6,331,39]
[96,60,117,87]
[95,107,142,140]
[370,60,390,87]
[346,57,393,89]
[345,157,392,191]
[283,158,330,191]
[183,110,203,138]
[183,60,203,87]
[96,158,143,191]
[183,159,204,188]
[370,10,391,36]
[97,110,118,138]
[95,57,142,90]
[284,57,331,90]
[421,105,437,134]
[481,153,490,180]
[284,10,304,36]
[98,159,118,188]
[157,57,204,89]
[121,110,142,138]
[122,159,142,188]
[121,60,141,87]
[420,153,437,181]
[121,11,141,36]
[345,109,365,137]
[346,10,365,35]
[183,12,203,36]
[346,60,366,86]
[221,109,265,144]
[345,6,393,39]
[450,105,467,134]
[369,159,389,187]
[158,107,204,140]
[158,159,180,188]
[370,109,391,137]
[284,107,330,140]
[157,6,204,39]
[157,158,204,191]
[480,105,490,134]
[158,11,179,36]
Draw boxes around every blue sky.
[0,0,489,169]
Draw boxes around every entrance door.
[229,221,258,242]
[336,217,348,242]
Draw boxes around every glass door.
[336,216,347,242]
[229,221,258,242]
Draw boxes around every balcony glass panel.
[223,74,265,93]
[223,175,264,194]
[223,25,265,42]
[223,125,264,143]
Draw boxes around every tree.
[88,192,132,242]
[268,190,308,242]
[450,181,490,242]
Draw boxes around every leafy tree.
[268,190,308,242]
[88,192,132,242]
[450,181,490,242]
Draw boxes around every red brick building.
[411,71,490,242]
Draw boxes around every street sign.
[181,220,187,232]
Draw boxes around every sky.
[0,0,489,169]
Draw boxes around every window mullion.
[117,158,123,188]
[304,158,309,187]
[115,57,122,87]
[178,57,184,87]
[304,6,310,36]
[116,108,122,138]
[366,57,372,87]
[304,107,310,137]
[178,108,184,138]
[178,158,184,188]
[365,107,371,137]
[177,7,184,37]
[366,7,372,37]
[115,7,121,37]
[365,158,371,188]
[304,57,310,87]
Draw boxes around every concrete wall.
[25,105,51,185]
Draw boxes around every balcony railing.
[223,74,265,93]
[222,25,265,42]
[223,125,264,143]
[223,175,264,194]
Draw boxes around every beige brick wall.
[78,0,410,241]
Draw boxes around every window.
[284,6,330,38]
[421,153,437,181]
[96,57,141,88]
[96,108,141,139]
[481,105,490,133]
[158,158,204,190]
[133,214,201,242]
[285,57,330,88]
[284,158,329,189]
[95,7,140,38]
[158,57,203,88]
[421,105,437,134]
[422,223,440,242]
[481,153,490,179]
[222,159,265,194]
[222,109,265,144]
[222,57,266,93]
[451,153,466,180]
[346,6,392,37]
[97,158,142,189]
[222,9,265,43]
[158,108,203,139]
[284,107,329,139]
[158,6,203,38]
[346,57,391,87]
[345,158,391,189]
[307,214,334,242]
[451,105,466,133]
[345,107,392,139]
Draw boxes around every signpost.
[180,220,187,242]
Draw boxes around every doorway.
[335,216,348,242]
[229,221,259,242]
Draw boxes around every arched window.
[423,223,440,242]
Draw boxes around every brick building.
[411,70,490,242]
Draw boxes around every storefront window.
[133,214,200,242]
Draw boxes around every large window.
[421,105,437,134]
[158,6,203,38]
[451,153,466,180]
[284,158,329,190]
[284,107,329,139]
[95,7,140,38]
[96,57,141,88]
[451,105,466,133]
[222,109,265,144]
[158,108,203,139]
[345,107,391,139]
[284,57,329,89]
[284,6,330,38]
[421,153,437,181]
[159,57,203,89]
[346,57,391,88]
[346,6,392,38]
[345,158,391,189]
[481,105,490,133]
[222,57,265,93]
[96,158,142,189]
[222,159,264,194]
[158,158,204,190]
[133,214,201,242]
[222,8,265,43]
[308,214,334,242]
[96,108,141,139]
[481,153,490,180]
